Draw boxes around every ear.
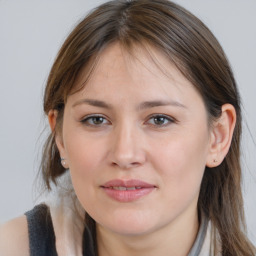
[48,109,58,132]
[48,110,69,169]
[206,104,236,168]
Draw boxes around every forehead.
[67,42,206,113]
[74,42,192,94]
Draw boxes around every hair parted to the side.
[41,0,256,255]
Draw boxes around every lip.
[101,179,156,202]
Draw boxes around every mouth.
[106,186,144,190]
[101,179,156,202]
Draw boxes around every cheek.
[65,136,104,213]
[64,129,105,173]
[151,130,209,199]
[62,128,107,205]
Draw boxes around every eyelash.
[80,114,175,127]
[80,115,110,126]
[146,114,175,127]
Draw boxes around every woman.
[0,0,255,255]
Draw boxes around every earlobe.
[206,104,236,168]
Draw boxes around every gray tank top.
[25,204,57,256]
[25,204,95,256]
[25,204,208,256]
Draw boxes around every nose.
[109,123,146,170]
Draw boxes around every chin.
[96,210,164,237]
[105,223,155,237]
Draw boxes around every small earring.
[213,159,218,163]
[61,157,67,167]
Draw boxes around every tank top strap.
[25,204,58,256]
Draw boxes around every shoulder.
[0,215,30,256]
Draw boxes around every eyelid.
[79,113,176,127]
[80,114,111,126]
[145,114,176,126]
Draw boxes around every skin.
[0,216,29,256]
[52,43,236,256]
[0,42,236,256]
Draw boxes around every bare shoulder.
[0,215,29,256]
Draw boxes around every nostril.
[111,161,141,169]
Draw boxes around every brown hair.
[42,0,256,255]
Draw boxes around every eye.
[146,115,174,127]
[80,115,110,126]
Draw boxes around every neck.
[96,208,199,256]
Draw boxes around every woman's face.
[57,43,214,236]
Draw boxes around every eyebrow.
[138,100,186,110]
[72,99,186,110]
[72,99,112,109]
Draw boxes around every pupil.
[94,117,103,124]
[154,117,165,125]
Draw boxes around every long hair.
[41,0,256,255]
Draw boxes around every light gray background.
[0,0,255,244]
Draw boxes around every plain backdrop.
[0,0,255,244]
